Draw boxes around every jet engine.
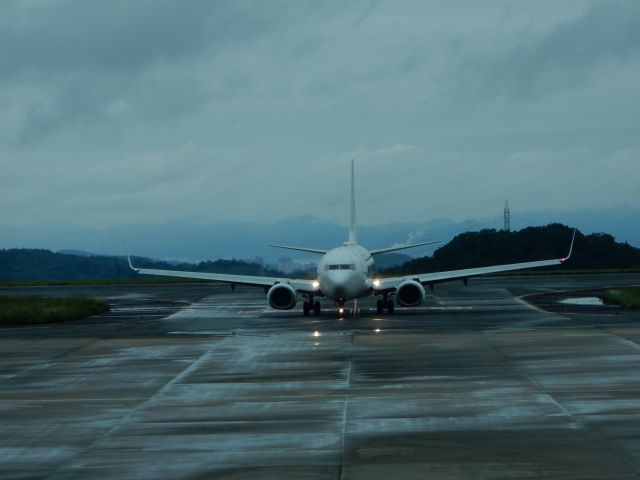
[396,280,426,307]
[267,283,297,310]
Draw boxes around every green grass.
[601,287,640,309]
[0,296,110,326]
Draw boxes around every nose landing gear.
[335,299,362,317]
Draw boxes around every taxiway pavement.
[1,274,639,479]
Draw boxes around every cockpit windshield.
[326,264,356,271]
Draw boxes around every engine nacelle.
[267,283,297,310]
[396,280,426,307]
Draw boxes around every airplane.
[128,159,575,316]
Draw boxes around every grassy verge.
[601,287,640,308]
[0,297,110,326]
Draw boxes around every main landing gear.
[376,296,395,314]
[303,296,321,316]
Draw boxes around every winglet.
[124,241,138,272]
[561,228,577,263]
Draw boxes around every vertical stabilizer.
[348,158,357,244]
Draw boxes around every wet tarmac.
[1,274,640,479]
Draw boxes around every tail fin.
[348,158,357,244]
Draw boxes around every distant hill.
[0,249,281,281]
[371,253,412,270]
[2,224,639,281]
[385,224,640,275]
[57,249,99,257]
[3,205,638,262]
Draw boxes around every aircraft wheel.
[387,299,395,314]
[313,301,321,315]
[303,301,310,316]
[376,299,384,314]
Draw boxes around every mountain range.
[2,205,638,263]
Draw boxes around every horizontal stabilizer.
[268,244,328,255]
[369,240,440,256]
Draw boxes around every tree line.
[1,224,639,281]
[383,224,640,275]
[0,249,279,281]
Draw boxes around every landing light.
[372,279,381,287]
[313,330,321,337]
[338,307,345,315]
[375,328,381,333]
[312,280,320,289]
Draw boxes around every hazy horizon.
[3,204,639,262]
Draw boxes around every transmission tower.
[503,200,511,232]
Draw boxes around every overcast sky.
[1,0,639,230]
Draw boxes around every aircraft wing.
[128,257,319,293]
[375,229,576,292]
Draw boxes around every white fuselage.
[316,243,374,302]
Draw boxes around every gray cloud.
[0,0,278,75]
[0,0,311,145]
[0,0,639,235]
[462,0,640,98]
